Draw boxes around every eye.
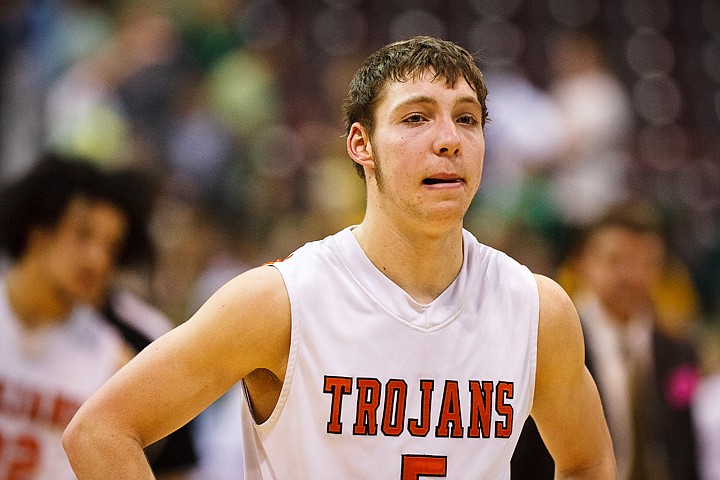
[457,114,478,125]
[403,113,425,124]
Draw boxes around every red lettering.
[323,376,352,434]
[0,377,83,428]
[353,378,381,435]
[435,380,463,438]
[408,379,434,437]
[51,394,81,429]
[324,375,517,440]
[381,379,407,436]
[468,380,494,438]
[28,393,43,423]
[495,381,514,438]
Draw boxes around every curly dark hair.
[0,152,158,267]
[342,36,489,179]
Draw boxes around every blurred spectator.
[165,71,235,200]
[574,199,699,479]
[44,2,187,167]
[1,0,117,180]
[477,64,566,225]
[513,199,700,480]
[466,62,568,276]
[545,28,634,227]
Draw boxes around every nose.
[86,240,115,275]
[433,117,460,157]
[615,256,656,298]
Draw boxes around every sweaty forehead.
[376,74,479,111]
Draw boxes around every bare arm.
[63,265,291,479]
[531,275,616,479]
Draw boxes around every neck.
[5,259,74,329]
[352,215,464,304]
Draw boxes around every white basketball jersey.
[241,227,539,479]
[0,279,125,480]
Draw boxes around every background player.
[0,153,199,479]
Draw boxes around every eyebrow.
[390,94,482,113]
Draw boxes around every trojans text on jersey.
[323,376,515,439]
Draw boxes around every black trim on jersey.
[101,300,153,351]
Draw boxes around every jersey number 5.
[401,454,447,479]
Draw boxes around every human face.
[580,227,665,323]
[33,197,129,304]
[350,72,485,233]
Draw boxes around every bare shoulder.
[532,274,585,388]
[63,264,292,456]
[534,274,583,344]
[534,274,578,325]
[165,266,291,383]
[530,275,616,477]
[203,264,289,325]
[189,264,291,372]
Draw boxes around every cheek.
[45,245,81,283]
[392,143,425,177]
[470,142,485,176]
[56,236,89,265]
[40,234,75,266]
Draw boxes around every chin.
[419,210,466,233]
[431,202,471,220]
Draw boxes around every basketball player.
[0,155,142,479]
[64,36,616,478]
[0,154,196,478]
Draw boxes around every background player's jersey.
[0,279,124,480]
[241,227,540,479]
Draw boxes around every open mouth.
[422,178,463,185]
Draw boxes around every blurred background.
[0,0,718,342]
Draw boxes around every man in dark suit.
[512,200,699,480]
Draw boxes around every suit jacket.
[511,320,699,480]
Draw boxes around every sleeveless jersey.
[241,227,539,479]
[0,278,125,480]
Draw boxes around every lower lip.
[423,180,464,190]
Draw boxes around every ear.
[347,122,375,174]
